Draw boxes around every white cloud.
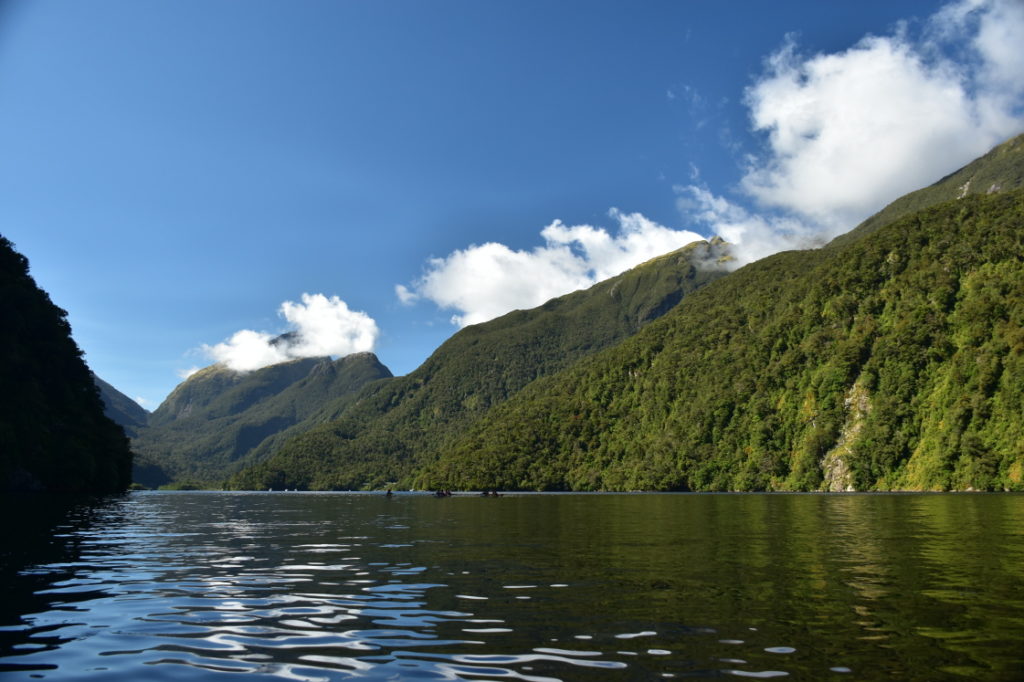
[279,294,379,358]
[971,0,1024,94]
[933,0,1024,95]
[399,210,705,327]
[395,284,418,305]
[204,329,289,372]
[198,293,379,372]
[400,0,1024,328]
[670,0,1024,266]
[737,0,1024,231]
[677,186,819,266]
[177,366,202,380]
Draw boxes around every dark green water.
[0,492,1021,680]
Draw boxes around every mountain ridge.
[828,133,1024,249]
[232,133,1024,492]
[228,237,732,490]
[0,235,132,493]
[130,352,392,487]
[93,373,150,439]
[426,187,1024,491]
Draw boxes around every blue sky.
[1,0,1021,408]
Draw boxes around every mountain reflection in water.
[0,492,1022,680]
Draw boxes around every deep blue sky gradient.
[0,1,949,405]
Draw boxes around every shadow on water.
[0,494,129,673]
[0,492,1022,680]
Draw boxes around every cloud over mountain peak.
[199,293,378,372]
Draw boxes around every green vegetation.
[228,239,730,490]
[0,236,132,493]
[130,353,392,487]
[426,189,1024,492]
[227,133,1024,493]
[829,134,1024,249]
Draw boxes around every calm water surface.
[0,492,1021,680]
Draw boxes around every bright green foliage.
[427,190,1024,491]
[131,353,391,487]
[228,240,730,490]
[0,236,133,493]
[229,134,1024,492]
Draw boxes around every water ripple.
[2,492,1021,680]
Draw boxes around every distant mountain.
[0,236,132,493]
[229,238,732,490]
[131,352,392,487]
[422,137,1024,492]
[93,374,150,438]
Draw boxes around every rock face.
[0,236,132,493]
[821,383,871,492]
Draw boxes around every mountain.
[233,133,1024,493]
[93,374,150,438]
[228,238,732,490]
[421,140,1024,492]
[131,352,392,487]
[0,236,132,493]
[829,133,1024,249]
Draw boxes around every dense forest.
[426,189,1024,492]
[226,134,1024,492]
[0,236,132,493]
[228,239,730,490]
[7,139,1019,494]
[129,352,392,487]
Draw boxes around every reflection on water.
[0,492,1022,680]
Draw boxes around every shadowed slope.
[0,236,132,493]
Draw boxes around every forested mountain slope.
[829,133,1024,249]
[232,135,1024,492]
[229,238,731,490]
[132,352,392,487]
[93,374,150,439]
[427,188,1024,491]
[0,236,132,493]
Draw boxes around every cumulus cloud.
[676,186,819,266]
[199,293,378,372]
[400,0,1024,325]
[933,0,1024,95]
[671,0,1024,266]
[399,210,705,327]
[737,0,1024,231]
